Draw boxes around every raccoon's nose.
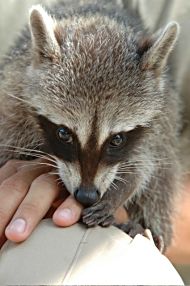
[74,187,100,207]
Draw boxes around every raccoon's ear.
[138,22,180,72]
[29,5,61,65]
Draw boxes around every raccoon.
[0,0,181,251]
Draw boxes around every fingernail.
[8,218,26,233]
[55,208,73,220]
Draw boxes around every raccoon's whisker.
[118,165,161,171]
[17,164,45,172]
[118,167,166,180]
[105,174,118,190]
[0,144,57,164]
[110,181,119,190]
[0,144,46,156]
[120,158,171,164]
[114,175,128,186]
[48,164,63,176]
[1,148,45,159]
[18,161,58,170]
[120,158,168,163]
[20,164,56,173]
[7,93,30,105]
[117,168,138,174]
[134,161,172,166]
[119,162,171,169]
[119,165,171,171]
[119,161,170,167]
[116,172,138,176]
[1,148,51,162]
[57,180,64,187]
[49,172,60,176]
[55,176,64,184]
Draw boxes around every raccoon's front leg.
[82,199,116,227]
[115,220,165,252]
[82,175,137,227]
[116,221,165,252]
[120,171,177,252]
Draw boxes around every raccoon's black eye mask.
[103,127,145,164]
[38,115,146,164]
[38,115,78,162]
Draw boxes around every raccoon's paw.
[115,222,165,252]
[152,233,165,253]
[82,201,115,227]
[115,220,145,238]
[143,229,165,253]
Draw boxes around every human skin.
[0,159,81,245]
[0,159,189,266]
[0,158,127,247]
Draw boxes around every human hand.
[0,158,128,248]
[0,158,82,246]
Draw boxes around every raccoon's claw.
[143,229,165,253]
[115,222,165,252]
[82,201,115,227]
[115,220,145,238]
[100,215,115,227]
[152,234,165,253]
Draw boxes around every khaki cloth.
[0,220,184,285]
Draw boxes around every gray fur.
[0,0,182,250]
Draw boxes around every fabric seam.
[60,227,91,284]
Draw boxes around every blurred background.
[0,0,190,284]
[0,0,57,57]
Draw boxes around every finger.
[45,188,70,218]
[0,162,52,236]
[5,174,59,242]
[53,195,83,227]
[0,159,21,183]
[0,158,53,183]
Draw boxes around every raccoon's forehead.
[30,72,161,147]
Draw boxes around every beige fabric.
[0,219,184,285]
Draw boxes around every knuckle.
[4,159,19,168]
[32,173,52,187]
[0,177,27,195]
[19,202,38,214]
[2,159,23,174]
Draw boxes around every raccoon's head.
[26,5,179,206]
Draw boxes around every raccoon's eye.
[109,133,125,148]
[57,127,73,144]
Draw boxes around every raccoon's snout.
[74,187,100,207]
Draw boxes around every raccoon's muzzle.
[74,186,100,207]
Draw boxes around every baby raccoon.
[0,0,181,251]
